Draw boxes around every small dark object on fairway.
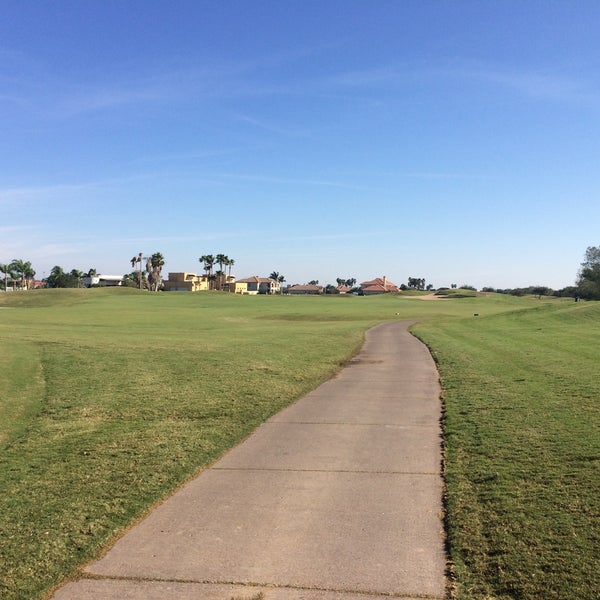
[474,313,479,317]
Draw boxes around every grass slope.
[415,301,600,599]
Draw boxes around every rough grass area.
[0,289,596,599]
[414,301,600,600]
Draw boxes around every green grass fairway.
[0,289,597,599]
[415,301,600,600]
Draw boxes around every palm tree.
[147,252,165,292]
[270,271,285,294]
[226,258,235,291]
[215,270,225,291]
[205,254,215,277]
[25,264,36,289]
[199,254,215,288]
[70,269,83,288]
[0,263,11,291]
[216,254,230,291]
[216,253,228,274]
[130,253,145,289]
[46,265,68,288]
[199,255,208,284]
[10,259,32,290]
[10,267,18,290]
[277,273,286,293]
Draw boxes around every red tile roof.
[362,284,390,293]
[288,284,322,291]
[360,277,398,291]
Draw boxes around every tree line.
[479,246,600,300]
[197,254,235,291]
[3,246,600,299]
[576,245,600,299]
[46,266,95,288]
[0,260,36,290]
[0,254,166,291]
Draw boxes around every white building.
[85,275,123,287]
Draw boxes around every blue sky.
[1,1,599,289]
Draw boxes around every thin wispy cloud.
[233,113,312,138]
[326,65,408,88]
[0,174,161,205]
[350,169,488,180]
[57,85,169,117]
[1,43,353,122]
[0,91,34,111]
[0,240,90,266]
[0,181,101,204]
[208,172,376,191]
[0,227,37,256]
[448,63,600,108]
[0,225,33,235]
[1,65,194,120]
[282,231,389,243]
[110,231,264,246]
[401,171,491,180]
[131,149,237,165]
[321,59,600,110]
[35,242,90,256]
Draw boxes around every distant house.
[235,276,280,295]
[359,276,399,295]
[12,278,46,289]
[287,284,323,295]
[164,272,209,292]
[336,285,352,294]
[85,274,124,287]
[163,272,236,292]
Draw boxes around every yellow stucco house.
[234,276,280,295]
[163,272,236,292]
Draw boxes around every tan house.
[215,273,236,292]
[360,276,399,295]
[163,272,210,292]
[165,272,236,292]
[235,276,280,295]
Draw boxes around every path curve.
[53,321,446,600]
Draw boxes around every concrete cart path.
[53,321,446,600]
